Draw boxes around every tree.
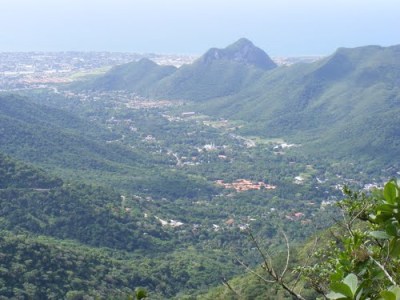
[300,179,400,299]
[233,179,400,299]
[134,287,148,299]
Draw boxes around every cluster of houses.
[155,216,184,228]
[215,179,276,192]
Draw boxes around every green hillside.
[2,40,400,298]
[193,44,400,163]
[0,94,217,199]
[0,233,140,299]
[76,58,177,93]
[75,38,276,101]
[150,38,276,101]
[0,231,244,299]
[0,154,243,299]
[151,59,265,101]
[0,153,167,252]
[0,94,136,168]
[73,41,400,165]
[198,45,400,126]
[0,152,62,189]
[196,179,400,300]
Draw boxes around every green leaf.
[388,286,400,299]
[389,238,400,257]
[326,291,348,299]
[384,181,398,205]
[377,204,397,214]
[386,223,398,237]
[381,291,397,300]
[355,288,363,300]
[343,273,358,296]
[370,230,391,239]
[331,270,344,282]
[331,282,353,298]
[380,286,400,300]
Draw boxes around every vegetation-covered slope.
[0,153,168,252]
[0,152,62,189]
[73,40,400,164]
[197,180,400,300]
[151,59,265,101]
[0,94,218,200]
[77,58,177,93]
[0,94,143,168]
[199,45,400,128]
[76,38,276,101]
[2,40,400,299]
[194,44,400,162]
[0,233,139,299]
[0,153,243,299]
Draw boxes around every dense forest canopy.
[0,40,399,298]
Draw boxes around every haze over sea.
[1,0,399,55]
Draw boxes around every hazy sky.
[1,0,399,56]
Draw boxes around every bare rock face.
[199,38,277,70]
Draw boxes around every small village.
[215,179,276,192]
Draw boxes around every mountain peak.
[199,38,277,70]
[227,37,254,48]
[136,57,158,66]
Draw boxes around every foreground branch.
[245,230,306,300]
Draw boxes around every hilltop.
[71,41,400,165]
[198,38,277,70]
[76,38,276,101]
[78,58,177,93]
[194,44,400,163]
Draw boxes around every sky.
[0,0,399,56]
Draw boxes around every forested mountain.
[78,58,177,93]
[0,154,241,299]
[0,94,142,168]
[78,41,400,164]
[2,94,225,209]
[0,153,156,298]
[2,39,400,299]
[0,233,141,299]
[209,44,400,162]
[201,44,400,131]
[148,38,277,101]
[0,152,62,189]
[0,92,337,298]
[78,38,276,101]
[0,153,167,252]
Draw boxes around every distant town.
[0,51,323,91]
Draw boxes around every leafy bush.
[301,179,400,299]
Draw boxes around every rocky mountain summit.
[199,38,277,70]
